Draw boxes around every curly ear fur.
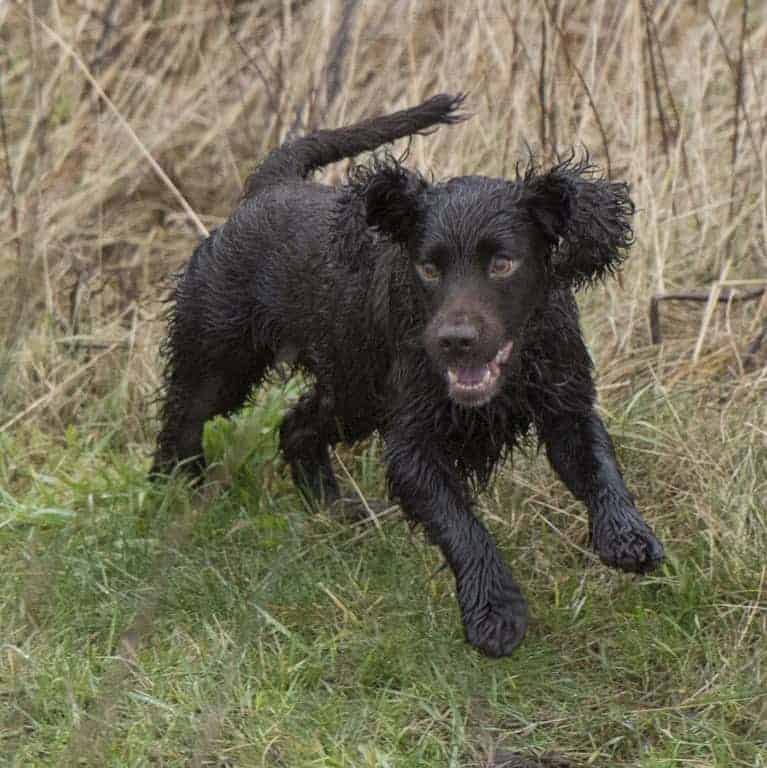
[522,156,635,290]
[349,156,429,246]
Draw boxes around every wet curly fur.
[152,94,664,657]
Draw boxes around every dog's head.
[356,156,634,407]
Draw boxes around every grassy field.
[1,1,766,766]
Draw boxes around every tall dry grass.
[1,0,765,438]
[1,7,766,764]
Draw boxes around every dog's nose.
[437,322,479,354]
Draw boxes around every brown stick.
[642,0,700,226]
[538,11,547,152]
[743,320,767,371]
[323,0,358,117]
[649,287,765,344]
[0,63,24,346]
[546,1,612,178]
[642,1,671,163]
[705,1,761,174]
[216,0,280,117]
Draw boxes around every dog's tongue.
[455,365,488,386]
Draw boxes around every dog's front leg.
[384,431,527,657]
[541,410,664,573]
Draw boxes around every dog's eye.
[489,257,514,278]
[416,262,441,283]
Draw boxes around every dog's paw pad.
[592,513,664,574]
[464,590,528,658]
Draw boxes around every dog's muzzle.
[445,339,513,406]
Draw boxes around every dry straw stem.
[0,342,120,433]
[333,448,385,533]
[1,0,765,420]
[21,4,209,239]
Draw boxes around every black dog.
[153,94,664,657]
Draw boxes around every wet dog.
[153,95,663,656]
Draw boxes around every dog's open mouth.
[446,340,513,406]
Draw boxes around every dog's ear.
[522,158,635,289]
[355,160,428,246]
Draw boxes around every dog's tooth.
[447,369,457,384]
[496,340,514,364]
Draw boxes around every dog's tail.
[242,93,467,198]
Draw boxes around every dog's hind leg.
[278,387,342,509]
[152,233,277,478]
[279,388,385,517]
[152,345,273,478]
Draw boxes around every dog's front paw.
[590,496,664,574]
[461,580,528,657]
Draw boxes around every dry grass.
[1,1,766,417]
[1,1,766,766]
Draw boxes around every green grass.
[2,380,765,768]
